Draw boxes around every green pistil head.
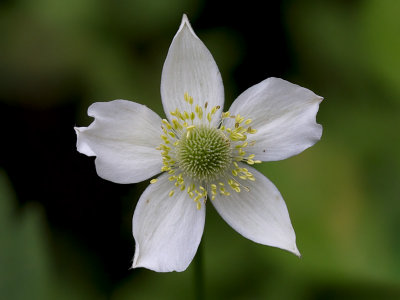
[177,126,231,182]
[154,94,261,210]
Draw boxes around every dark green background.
[1,0,399,299]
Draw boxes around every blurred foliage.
[0,170,103,300]
[1,0,400,299]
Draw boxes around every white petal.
[132,172,205,272]
[211,164,300,256]
[227,77,323,161]
[75,100,163,184]
[161,14,224,126]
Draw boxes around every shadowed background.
[1,0,400,299]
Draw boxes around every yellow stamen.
[156,93,261,209]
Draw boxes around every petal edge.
[161,14,224,126]
[227,77,323,161]
[211,164,300,256]
[132,172,206,272]
[75,100,163,184]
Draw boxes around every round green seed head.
[177,126,232,182]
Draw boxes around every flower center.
[152,93,261,210]
[177,126,231,182]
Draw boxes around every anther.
[157,92,261,208]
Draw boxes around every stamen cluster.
[153,93,261,209]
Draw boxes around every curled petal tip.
[177,13,197,39]
[314,94,324,103]
[284,242,301,257]
[130,261,139,270]
[179,13,190,29]
[181,13,189,23]
[293,245,301,258]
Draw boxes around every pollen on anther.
[156,92,262,208]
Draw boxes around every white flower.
[75,15,323,272]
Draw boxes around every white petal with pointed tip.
[211,164,300,256]
[132,172,205,272]
[75,100,162,184]
[227,77,322,161]
[161,14,224,126]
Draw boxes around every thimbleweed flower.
[75,15,323,272]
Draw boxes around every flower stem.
[194,241,204,300]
